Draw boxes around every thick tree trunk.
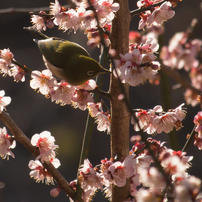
[110,0,131,201]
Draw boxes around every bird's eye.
[87,71,95,76]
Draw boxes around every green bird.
[24,27,110,85]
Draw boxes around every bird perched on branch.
[24,27,110,85]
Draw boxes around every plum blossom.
[50,80,76,105]
[137,1,175,30]
[0,90,11,113]
[31,131,58,162]
[71,89,94,110]
[30,69,56,95]
[139,166,165,192]
[31,14,47,31]
[160,32,202,71]
[174,176,201,202]
[88,102,111,133]
[49,0,119,35]
[101,155,136,187]
[0,48,14,76]
[114,39,160,87]
[78,159,103,197]
[28,158,60,184]
[193,111,202,150]
[10,65,26,82]
[132,104,186,135]
[131,105,163,134]
[50,187,61,197]
[0,127,16,159]
[136,188,159,202]
[147,2,175,27]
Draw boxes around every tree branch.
[0,111,76,200]
[161,65,202,95]
[0,5,69,15]
[130,0,166,17]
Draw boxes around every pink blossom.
[0,48,13,65]
[53,9,80,33]
[114,39,160,87]
[50,188,61,197]
[31,14,46,31]
[31,131,58,162]
[139,166,165,192]
[87,102,102,117]
[95,112,111,133]
[194,111,202,134]
[30,69,56,95]
[28,158,60,184]
[10,65,26,82]
[0,90,11,113]
[76,79,97,91]
[136,188,158,202]
[152,111,177,133]
[0,59,11,76]
[71,90,94,110]
[50,80,76,105]
[79,159,103,192]
[103,155,136,187]
[0,127,16,159]
[147,2,175,27]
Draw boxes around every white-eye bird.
[24,27,110,85]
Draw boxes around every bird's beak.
[101,68,111,74]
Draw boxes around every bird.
[24,27,110,85]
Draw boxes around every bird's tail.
[23,27,49,40]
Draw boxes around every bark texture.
[110,0,131,201]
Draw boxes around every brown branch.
[110,0,131,201]
[0,5,69,15]
[130,0,167,17]
[161,65,202,95]
[0,111,76,200]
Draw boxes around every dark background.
[0,0,201,201]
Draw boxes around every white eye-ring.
[87,71,95,76]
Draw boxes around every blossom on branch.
[28,158,61,184]
[0,90,11,113]
[31,131,58,162]
[137,1,175,30]
[131,103,186,135]
[30,69,57,95]
[88,102,111,133]
[50,80,76,106]
[0,127,16,159]
[114,38,160,87]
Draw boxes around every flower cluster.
[29,131,60,184]
[160,26,202,106]
[0,48,26,82]
[88,102,111,133]
[0,127,16,159]
[0,90,11,113]
[28,158,61,185]
[31,0,119,46]
[131,103,186,135]
[68,138,200,202]
[114,38,161,87]
[137,1,175,30]
[193,111,202,150]
[160,31,202,71]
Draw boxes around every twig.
[0,5,69,15]
[161,64,202,95]
[182,124,197,152]
[0,111,76,200]
[11,59,32,73]
[130,0,167,17]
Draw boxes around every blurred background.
[0,0,201,201]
